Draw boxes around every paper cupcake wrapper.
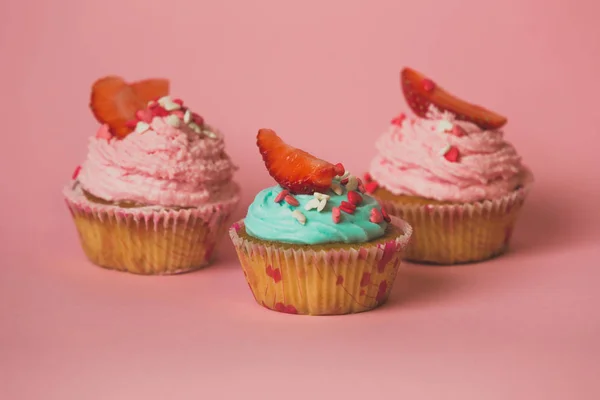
[64,183,240,275]
[375,184,531,265]
[229,216,412,315]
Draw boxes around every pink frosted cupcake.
[366,68,533,264]
[64,76,240,274]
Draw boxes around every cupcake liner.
[64,183,240,275]
[228,217,412,315]
[375,184,531,265]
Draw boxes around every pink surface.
[1,0,599,398]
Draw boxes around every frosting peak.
[370,106,530,202]
[78,98,238,207]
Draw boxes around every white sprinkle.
[165,115,181,127]
[437,119,453,133]
[203,130,217,139]
[157,96,172,106]
[317,198,327,212]
[291,210,306,225]
[189,122,203,134]
[183,109,192,124]
[439,144,451,156]
[163,101,181,111]
[331,182,343,196]
[314,192,330,201]
[345,175,358,191]
[135,121,150,133]
[304,198,320,211]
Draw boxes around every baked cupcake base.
[64,183,240,275]
[372,184,530,265]
[229,217,412,315]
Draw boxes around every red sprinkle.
[192,112,204,126]
[152,106,169,117]
[451,125,466,137]
[370,208,383,224]
[391,113,406,125]
[340,178,349,185]
[365,181,379,194]
[347,191,363,206]
[332,207,341,223]
[173,98,184,106]
[284,195,299,206]
[274,190,289,203]
[444,146,460,162]
[72,165,82,180]
[136,109,153,123]
[125,119,138,129]
[381,207,391,223]
[423,79,436,92]
[357,178,366,193]
[363,173,373,182]
[339,201,356,214]
[334,163,345,177]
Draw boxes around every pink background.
[2,0,599,398]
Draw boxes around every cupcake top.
[244,129,391,245]
[74,76,237,208]
[368,67,531,203]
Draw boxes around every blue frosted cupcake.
[229,129,412,315]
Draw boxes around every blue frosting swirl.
[244,185,388,245]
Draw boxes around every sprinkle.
[136,109,154,123]
[147,100,157,108]
[192,112,204,126]
[331,182,343,195]
[274,190,289,203]
[357,178,366,193]
[370,208,383,223]
[125,120,138,129]
[391,113,405,125]
[163,101,181,111]
[157,96,172,106]
[345,175,359,191]
[165,115,181,127]
[173,98,184,106]
[340,178,349,185]
[332,207,341,223]
[423,79,436,92]
[203,130,217,139]
[183,109,192,124]
[304,198,321,211]
[72,166,81,180]
[339,201,356,214]
[365,181,379,194]
[189,122,202,134]
[451,125,466,137]
[285,195,299,206]
[317,199,327,212]
[291,210,306,225]
[443,146,460,162]
[381,207,391,223]
[364,173,373,182]
[347,190,363,206]
[135,121,150,133]
[152,106,169,117]
[314,192,330,201]
[334,163,345,177]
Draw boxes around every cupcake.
[366,67,532,265]
[229,129,412,315]
[64,76,240,274]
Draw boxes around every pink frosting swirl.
[78,117,238,208]
[369,107,531,202]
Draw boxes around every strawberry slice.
[90,76,170,138]
[257,129,337,195]
[130,78,169,103]
[401,67,507,129]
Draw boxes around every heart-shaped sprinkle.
[381,207,391,223]
[443,146,460,162]
[332,207,341,223]
[365,181,379,194]
[339,201,356,214]
[370,208,383,223]
[347,191,363,206]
